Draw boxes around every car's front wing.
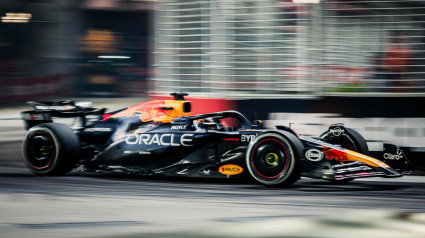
[299,136,412,181]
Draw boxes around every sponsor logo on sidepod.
[305,149,324,162]
[241,134,256,142]
[125,133,194,146]
[219,164,243,175]
[84,128,113,132]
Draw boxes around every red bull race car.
[20,93,412,187]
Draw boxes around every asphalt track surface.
[1,99,424,238]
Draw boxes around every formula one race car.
[20,93,412,187]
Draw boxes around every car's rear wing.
[21,100,106,130]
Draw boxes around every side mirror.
[253,120,263,129]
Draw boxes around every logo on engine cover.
[330,127,344,136]
[218,164,243,175]
[305,149,324,162]
[171,125,187,130]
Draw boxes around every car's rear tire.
[22,123,80,175]
[246,133,302,187]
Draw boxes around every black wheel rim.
[251,138,290,179]
[26,132,55,169]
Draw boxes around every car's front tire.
[246,133,302,187]
[22,123,80,175]
[320,127,369,184]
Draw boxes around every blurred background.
[1,2,425,237]
[1,0,425,100]
[1,0,425,168]
[0,0,152,100]
[154,0,425,96]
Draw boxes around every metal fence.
[153,0,425,98]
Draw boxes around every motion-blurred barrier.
[153,0,425,97]
[0,74,72,104]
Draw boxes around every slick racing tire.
[320,127,369,155]
[344,127,369,155]
[246,133,302,187]
[22,123,80,175]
